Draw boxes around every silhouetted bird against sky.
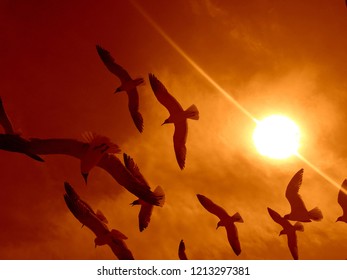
[63,182,134,260]
[80,132,120,184]
[337,179,347,223]
[178,239,188,260]
[0,97,44,162]
[96,45,144,133]
[149,73,199,170]
[197,194,243,256]
[284,168,323,222]
[123,153,165,231]
[268,207,304,260]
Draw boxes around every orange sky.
[1,0,347,260]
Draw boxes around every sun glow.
[253,115,300,159]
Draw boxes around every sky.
[1,0,347,260]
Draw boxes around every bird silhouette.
[268,207,304,260]
[123,153,165,231]
[63,182,134,260]
[0,136,164,206]
[178,239,188,260]
[149,73,199,170]
[96,45,144,133]
[0,97,44,162]
[80,132,121,184]
[336,179,347,223]
[284,168,323,222]
[196,194,243,256]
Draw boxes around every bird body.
[123,153,165,231]
[96,45,144,133]
[284,168,323,222]
[337,179,347,223]
[80,132,121,183]
[63,182,134,260]
[196,194,243,256]
[268,207,304,260]
[178,239,188,260]
[149,73,199,170]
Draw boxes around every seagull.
[80,132,121,184]
[336,179,347,223]
[96,45,144,133]
[196,194,243,256]
[284,168,323,222]
[123,153,165,231]
[63,182,134,260]
[268,207,304,260]
[178,239,188,260]
[149,73,199,170]
[0,97,44,162]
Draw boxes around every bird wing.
[178,239,188,260]
[0,97,15,134]
[138,202,153,232]
[108,237,134,260]
[63,182,109,237]
[196,194,229,220]
[285,168,308,215]
[287,232,299,260]
[267,207,291,229]
[338,179,347,216]
[8,137,163,206]
[96,45,131,83]
[123,153,148,185]
[173,120,187,170]
[127,88,144,133]
[225,222,241,256]
[149,73,183,115]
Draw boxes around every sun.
[252,115,300,159]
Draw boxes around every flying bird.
[123,153,165,231]
[196,194,243,256]
[96,45,144,133]
[284,168,323,222]
[0,97,44,162]
[80,132,121,184]
[178,239,188,260]
[63,182,134,260]
[336,179,347,223]
[149,73,199,170]
[268,207,304,260]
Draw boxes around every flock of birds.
[1,45,347,260]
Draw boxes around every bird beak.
[216,225,220,230]
[161,122,165,126]
[82,173,88,185]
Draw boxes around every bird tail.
[232,212,244,223]
[308,207,323,221]
[294,222,304,232]
[184,104,199,120]
[153,186,165,207]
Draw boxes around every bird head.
[283,214,290,220]
[81,172,89,184]
[94,236,107,247]
[130,199,140,206]
[336,216,344,223]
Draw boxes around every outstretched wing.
[338,179,347,216]
[123,153,148,186]
[267,207,291,229]
[173,121,187,170]
[149,73,183,115]
[127,88,143,133]
[196,194,229,220]
[96,45,131,83]
[285,169,308,215]
[225,222,241,256]
[138,202,153,232]
[287,232,299,260]
[0,97,15,134]
[178,239,188,260]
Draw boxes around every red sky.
[1,0,347,260]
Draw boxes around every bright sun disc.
[253,115,300,159]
